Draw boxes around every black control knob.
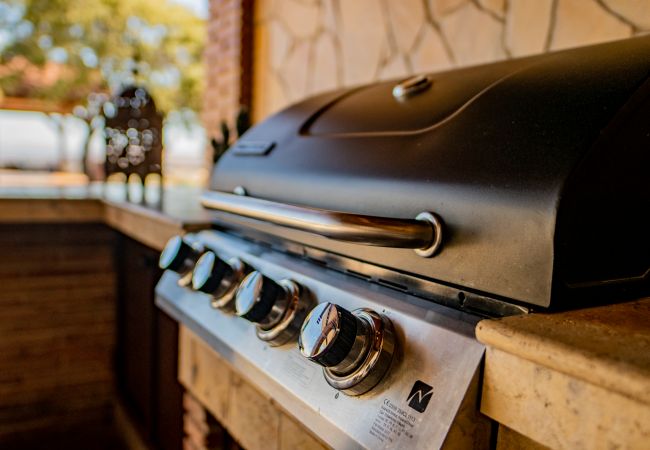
[298,302,367,369]
[235,271,288,327]
[192,251,232,293]
[159,236,201,273]
[191,251,246,308]
[299,303,396,395]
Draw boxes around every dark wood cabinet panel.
[155,310,184,450]
[117,235,157,432]
[0,223,183,450]
[116,235,183,450]
[0,223,118,449]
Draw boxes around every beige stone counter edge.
[0,198,105,223]
[0,197,210,251]
[103,200,206,251]
[476,318,650,405]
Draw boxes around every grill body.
[210,36,650,309]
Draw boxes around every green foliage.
[0,0,205,115]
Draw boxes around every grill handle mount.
[200,191,443,258]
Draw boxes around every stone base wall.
[252,0,650,121]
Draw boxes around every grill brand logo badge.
[407,380,433,413]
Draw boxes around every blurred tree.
[0,0,204,174]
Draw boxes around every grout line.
[330,0,345,87]
[543,0,559,52]
[422,0,457,65]
[594,0,639,33]
[380,0,400,69]
[472,0,506,23]
[408,20,429,72]
[500,0,513,58]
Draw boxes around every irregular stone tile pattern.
[253,0,650,121]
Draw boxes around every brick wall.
[203,0,253,159]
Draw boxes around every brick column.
[203,0,253,160]
[183,393,237,450]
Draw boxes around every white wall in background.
[0,110,206,177]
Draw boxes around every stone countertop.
[477,298,650,449]
[476,298,650,404]
[0,183,213,249]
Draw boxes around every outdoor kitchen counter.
[477,298,650,449]
[0,183,212,249]
[3,184,649,449]
[0,183,213,448]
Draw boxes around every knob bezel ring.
[209,258,247,311]
[255,280,309,346]
[323,309,396,396]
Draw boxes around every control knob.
[191,251,246,309]
[159,236,202,286]
[299,302,396,395]
[235,271,310,346]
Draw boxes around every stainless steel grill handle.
[200,191,443,257]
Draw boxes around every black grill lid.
[208,36,650,309]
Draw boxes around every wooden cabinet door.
[116,235,183,450]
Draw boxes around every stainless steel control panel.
[155,230,490,449]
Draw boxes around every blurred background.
[0,0,207,186]
[0,0,648,188]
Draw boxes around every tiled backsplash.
[252,0,649,121]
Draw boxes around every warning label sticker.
[369,398,418,444]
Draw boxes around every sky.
[172,0,208,18]
[0,0,209,173]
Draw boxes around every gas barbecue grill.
[156,36,650,449]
